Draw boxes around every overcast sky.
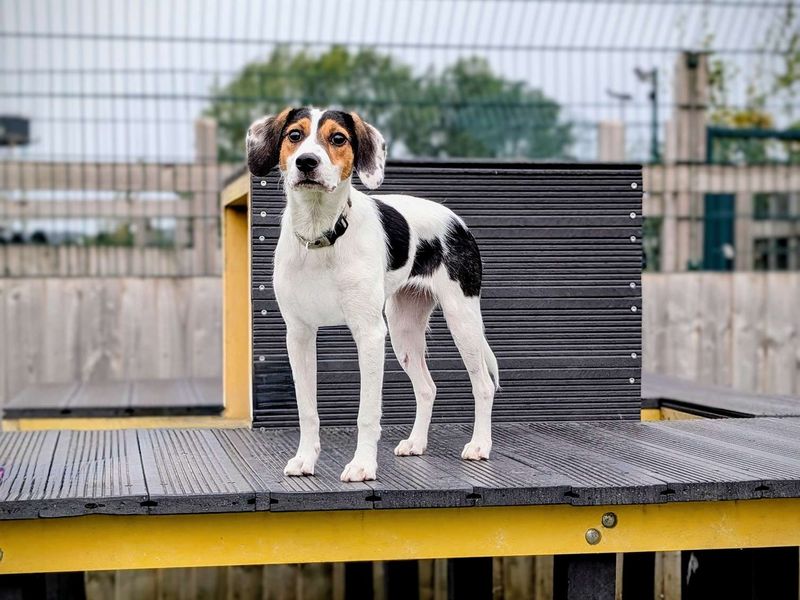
[0,0,792,162]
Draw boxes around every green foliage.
[205,46,572,163]
[705,1,800,164]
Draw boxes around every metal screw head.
[629,377,636,384]
[631,306,638,312]
[629,212,637,219]
[258,235,265,241]
[629,282,636,288]
[631,352,638,359]
[260,309,267,316]
[258,284,265,291]
[260,211,267,217]
[631,182,638,189]
[585,528,602,545]
[630,235,636,242]
[601,512,618,528]
[258,355,265,362]
[260,180,267,186]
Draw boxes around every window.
[754,237,796,271]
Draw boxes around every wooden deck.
[642,372,800,418]
[2,418,799,519]
[3,378,223,419]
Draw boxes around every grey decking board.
[216,428,373,512]
[138,429,259,514]
[547,421,770,502]
[412,424,575,506]
[330,426,474,510]
[630,422,800,498]
[494,423,670,505]
[251,164,642,428]
[2,418,800,519]
[3,377,224,418]
[191,378,225,409]
[41,430,148,518]
[642,372,800,417]
[4,383,80,415]
[0,430,61,519]
[648,419,800,480]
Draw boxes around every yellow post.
[221,173,253,423]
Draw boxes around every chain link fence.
[1,0,797,275]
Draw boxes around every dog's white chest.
[273,250,346,326]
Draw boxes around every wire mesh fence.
[1,0,798,276]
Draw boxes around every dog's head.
[246,107,386,192]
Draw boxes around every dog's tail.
[483,336,500,391]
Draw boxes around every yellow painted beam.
[221,182,252,424]
[1,499,799,574]
[640,408,661,421]
[221,172,250,208]
[660,407,704,421]
[1,417,251,432]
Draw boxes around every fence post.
[598,121,626,162]
[663,51,709,270]
[194,118,220,275]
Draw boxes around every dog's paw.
[394,437,427,456]
[340,457,377,482]
[283,454,316,477]
[461,440,491,461]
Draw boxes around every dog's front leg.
[340,312,386,482]
[284,323,320,476]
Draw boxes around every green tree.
[206,47,572,162]
[704,1,800,164]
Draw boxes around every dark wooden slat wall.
[250,162,643,428]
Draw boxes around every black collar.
[294,198,351,249]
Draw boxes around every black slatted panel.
[250,161,642,428]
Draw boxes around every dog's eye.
[330,133,347,146]
[287,130,303,142]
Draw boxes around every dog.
[246,107,499,482]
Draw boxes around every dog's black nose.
[296,153,320,173]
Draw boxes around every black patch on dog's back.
[443,220,482,296]
[411,238,443,277]
[374,199,410,271]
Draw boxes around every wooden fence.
[0,277,221,406]
[2,273,798,406]
[0,120,237,277]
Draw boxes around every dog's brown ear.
[350,112,386,189]
[246,108,292,176]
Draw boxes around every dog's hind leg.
[440,288,496,460]
[386,286,437,456]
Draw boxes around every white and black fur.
[247,107,498,482]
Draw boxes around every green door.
[703,194,735,271]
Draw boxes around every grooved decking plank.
[4,383,80,418]
[129,379,223,415]
[539,421,769,502]
[138,429,260,514]
[398,423,576,507]
[642,372,800,417]
[41,430,148,517]
[190,378,225,411]
[70,381,133,413]
[3,378,224,418]
[2,418,800,519]
[626,421,800,499]
[215,428,372,512]
[494,423,670,505]
[0,431,60,519]
[325,426,474,510]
